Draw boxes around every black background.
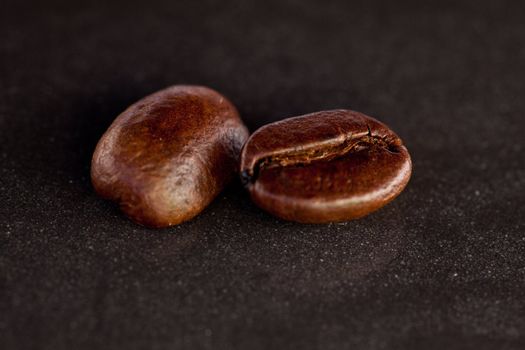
[2,0,525,349]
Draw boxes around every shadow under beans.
[202,185,409,300]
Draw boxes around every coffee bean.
[91,85,249,228]
[240,110,412,223]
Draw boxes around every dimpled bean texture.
[91,85,249,228]
[240,110,412,223]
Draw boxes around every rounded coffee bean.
[91,85,249,228]
[240,110,412,223]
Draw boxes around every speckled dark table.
[2,1,524,349]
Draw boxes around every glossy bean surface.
[92,85,249,228]
[240,110,412,223]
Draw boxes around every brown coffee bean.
[91,85,249,228]
[240,110,412,223]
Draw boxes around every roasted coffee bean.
[240,110,411,223]
[91,85,249,228]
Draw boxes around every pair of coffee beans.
[91,85,412,228]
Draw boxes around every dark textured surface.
[1,0,525,349]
